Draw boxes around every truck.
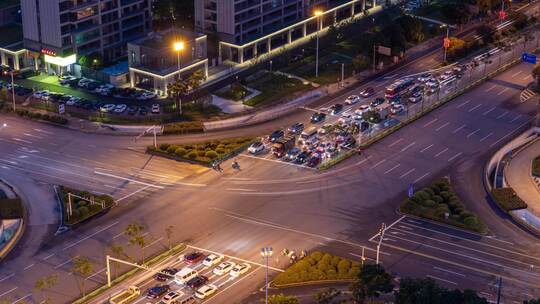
[109,286,140,304]
[271,135,295,158]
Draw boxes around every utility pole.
[11,71,16,112]
[376,222,386,265]
[341,63,345,88]
[153,125,157,148]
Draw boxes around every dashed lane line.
[434,148,449,157]
[466,129,480,138]
[423,118,438,128]
[497,111,509,119]
[448,152,463,162]
[384,164,401,174]
[63,222,119,251]
[400,142,415,152]
[12,293,32,304]
[370,159,386,169]
[93,171,166,189]
[433,266,466,277]
[468,104,482,112]
[23,264,34,271]
[413,172,430,183]
[0,287,17,298]
[456,100,470,108]
[427,275,457,285]
[399,168,416,179]
[480,132,493,142]
[388,138,403,147]
[435,122,450,131]
[451,124,466,134]
[497,87,509,95]
[482,107,496,116]
[510,114,523,123]
[420,144,434,153]
[0,273,15,283]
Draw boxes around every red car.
[184,252,205,264]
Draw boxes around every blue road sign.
[522,53,537,64]
[408,184,414,198]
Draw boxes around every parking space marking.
[435,122,450,131]
[427,275,457,285]
[388,138,403,147]
[456,100,470,108]
[479,132,493,142]
[384,164,401,174]
[468,104,482,112]
[423,118,438,128]
[510,114,522,123]
[485,85,497,92]
[420,144,434,153]
[497,111,509,119]
[451,124,466,134]
[413,172,430,184]
[482,106,496,116]
[0,273,15,283]
[399,168,416,179]
[447,152,462,162]
[434,148,449,157]
[370,159,386,169]
[400,142,415,152]
[466,129,480,138]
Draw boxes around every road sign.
[443,37,451,49]
[59,103,65,114]
[522,52,537,64]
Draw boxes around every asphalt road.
[0,37,540,304]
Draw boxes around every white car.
[161,291,181,304]
[213,261,236,275]
[195,284,217,299]
[138,91,157,100]
[354,104,370,115]
[59,75,76,85]
[66,97,81,106]
[417,73,432,82]
[341,111,352,118]
[151,104,160,114]
[409,93,422,103]
[344,95,360,105]
[100,104,115,113]
[230,263,251,277]
[114,104,127,113]
[78,78,92,87]
[247,142,264,154]
[390,104,405,114]
[33,90,49,99]
[203,254,224,267]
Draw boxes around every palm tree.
[71,256,93,297]
[107,243,126,278]
[34,273,59,304]
[125,222,147,263]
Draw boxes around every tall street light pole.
[376,222,386,265]
[10,71,16,112]
[442,24,450,63]
[314,10,323,78]
[261,247,273,304]
[173,41,185,76]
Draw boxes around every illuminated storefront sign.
[41,49,57,56]
[44,54,76,67]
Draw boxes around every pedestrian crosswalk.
[520,88,537,103]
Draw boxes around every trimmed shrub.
[78,206,89,216]
[463,216,479,227]
[491,188,528,212]
[311,251,323,261]
[187,151,198,159]
[159,143,170,150]
[175,147,187,156]
[432,195,444,204]
[205,150,218,159]
[166,145,178,154]
[422,199,437,208]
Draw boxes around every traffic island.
[56,186,115,227]
[0,179,26,261]
[400,178,488,234]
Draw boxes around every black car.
[155,268,178,281]
[139,106,148,115]
[295,151,311,164]
[310,112,326,123]
[269,130,284,142]
[370,97,385,107]
[329,103,343,115]
[287,122,304,134]
[186,275,208,289]
[86,82,100,90]
[146,284,170,299]
[127,105,138,115]
[307,155,321,168]
[67,78,81,87]
[184,251,205,264]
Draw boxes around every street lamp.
[173,41,185,72]
[10,70,15,112]
[314,10,324,78]
[441,24,450,63]
[376,223,386,265]
[260,247,273,304]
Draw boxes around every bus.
[385,78,414,99]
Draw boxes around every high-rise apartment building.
[21,0,152,74]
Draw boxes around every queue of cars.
[58,75,157,100]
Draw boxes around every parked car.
[287,122,304,134]
[100,104,115,113]
[285,147,301,161]
[295,151,311,164]
[230,263,251,277]
[195,284,217,299]
[359,87,375,98]
[248,141,265,154]
[213,261,236,275]
[114,104,127,113]
[390,104,405,114]
[59,75,76,85]
[184,252,205,264]
[186,275,209,289]
[269,130,284,142]
[161,291,182,304]
[146,285,170,299]
[151,104,160,114]
[408,92,422,103]
[203,254,224,267]
[307,155,321,167]
[355,104,370,115]
[139,106,148,115]
[345,95,360,105]
[310,112,326,123]
[127,105,138,115]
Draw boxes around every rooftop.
[0,23,23,50]
[135,29,205,51]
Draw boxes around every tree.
[167,69,206,114]
[524,299,540,304]
[349,264,393,303]
[71,256,93,297]
[125,222,147,264]
[107,242,127,278]
[447,37,467,60]
[352,54,370,71]
[532,64,540,88]
[314,287,341,304]
[34,273,58,304]
[476,24,496,44]
[165,225,174,251]
[268,294,300,304]
[395,277,487,304]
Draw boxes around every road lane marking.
[485,85,497,92]
[456,100,470,108]
[497,111,508,119]
[490,121,530,148]
[370,159,386,169]
[434,148,449,157]
[427,275,457,285]
[511,70,523,77]
[368,215,406,241]
[435,122,450,131]
[23,132,43,139]
[510,114,522,123]
[0,287,17,298]
[12,293,32,303]
[420,144,433,153]
[482,106,496,116]
[143,237,164,249]
[226,188,257,192]
[93,171,165,189]
[434,266,466,277]
[384,164,401,174]
[447,152,462,162]
[43,253,55,260]
[116,184,155,203]
[497,87,509,95]
[0,273,15,282]
[63,222,119,251]
[23,263,35,270]
[466,128,480,138]
[55,258,73,269]
[388,138,403,147]
[480,132,493,142]
[12,138,32,144]
[451,124,466,134]
[33,128,53,134]
[413,172,430,183]
[400,142,415,152]
[188,245,284,272]
[399,168,416,179]
[423,118,438,128]
[468,104,482,112]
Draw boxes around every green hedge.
[533,156,540,177]
[273,252,360,286]
[59,186,115,226]
[15,109,68,125]
[148,137,256,165]
[491,188,528,212]
[162,121,204,134]
[400,178,487,233]
[0,198,23,219]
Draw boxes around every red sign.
[41,48,57,56]
[443,37,451,49]
[499,10,506,20]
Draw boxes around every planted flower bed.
[58,186,115,226]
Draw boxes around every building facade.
[0,1,22,27]
[21,0,152,75]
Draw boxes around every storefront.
[42,49,76,76]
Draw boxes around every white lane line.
[113,232,124,239]
[456,100,470,108]
[468,104,482,112]
[485,85,497,92]
[433,266,466,277]
[522,74,531,81]
[143,237,163,249]
[384,164,401,175]
[63,222,119,251]
[116,184,154,203]
[482,106,496,116]
[451,124,466,134]
[43,253,55,260]
[33,128,53,134]
[466,128,480,138]
[0,273,15,282]
[427,275,457,285]
[511,70,523,77]
[447,152,463,162]
[12,293,32,303]
[12,138,32,144]
[510,114,522,123]
[388,138,403,147]
[93,171,165,189]
[490,121,530,148]
[485,235,514,245]
[23,263,35,270]
[497,87,509,95]
[0,287,17,298]
[399,168,416,179]
[497,111,508,119]
[480,132,493,142]
[413,172,430,183]
[23,132,43,139]
[226,188,257,192]
[420,144,433,153]
[54,258,73,269]
[368,215,406,242]
[85,267,107,281]
[370,159,386,169]
[400,142,416,152]
[434,148,449,157]
[435,122,450,131]
[423,118,438,128]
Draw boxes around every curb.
[273,279,355,289]
[0,179,27,261]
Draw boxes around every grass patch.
[243,72,312,107]
[214,83,249,101]
[58,186,115,226]
[400,178,487,234]
[533,155,540,177]
[273,251,360,286]
[147,137,256,166]
[162,121,204,134]
[0,198,23,219]
[491,188,528,212]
